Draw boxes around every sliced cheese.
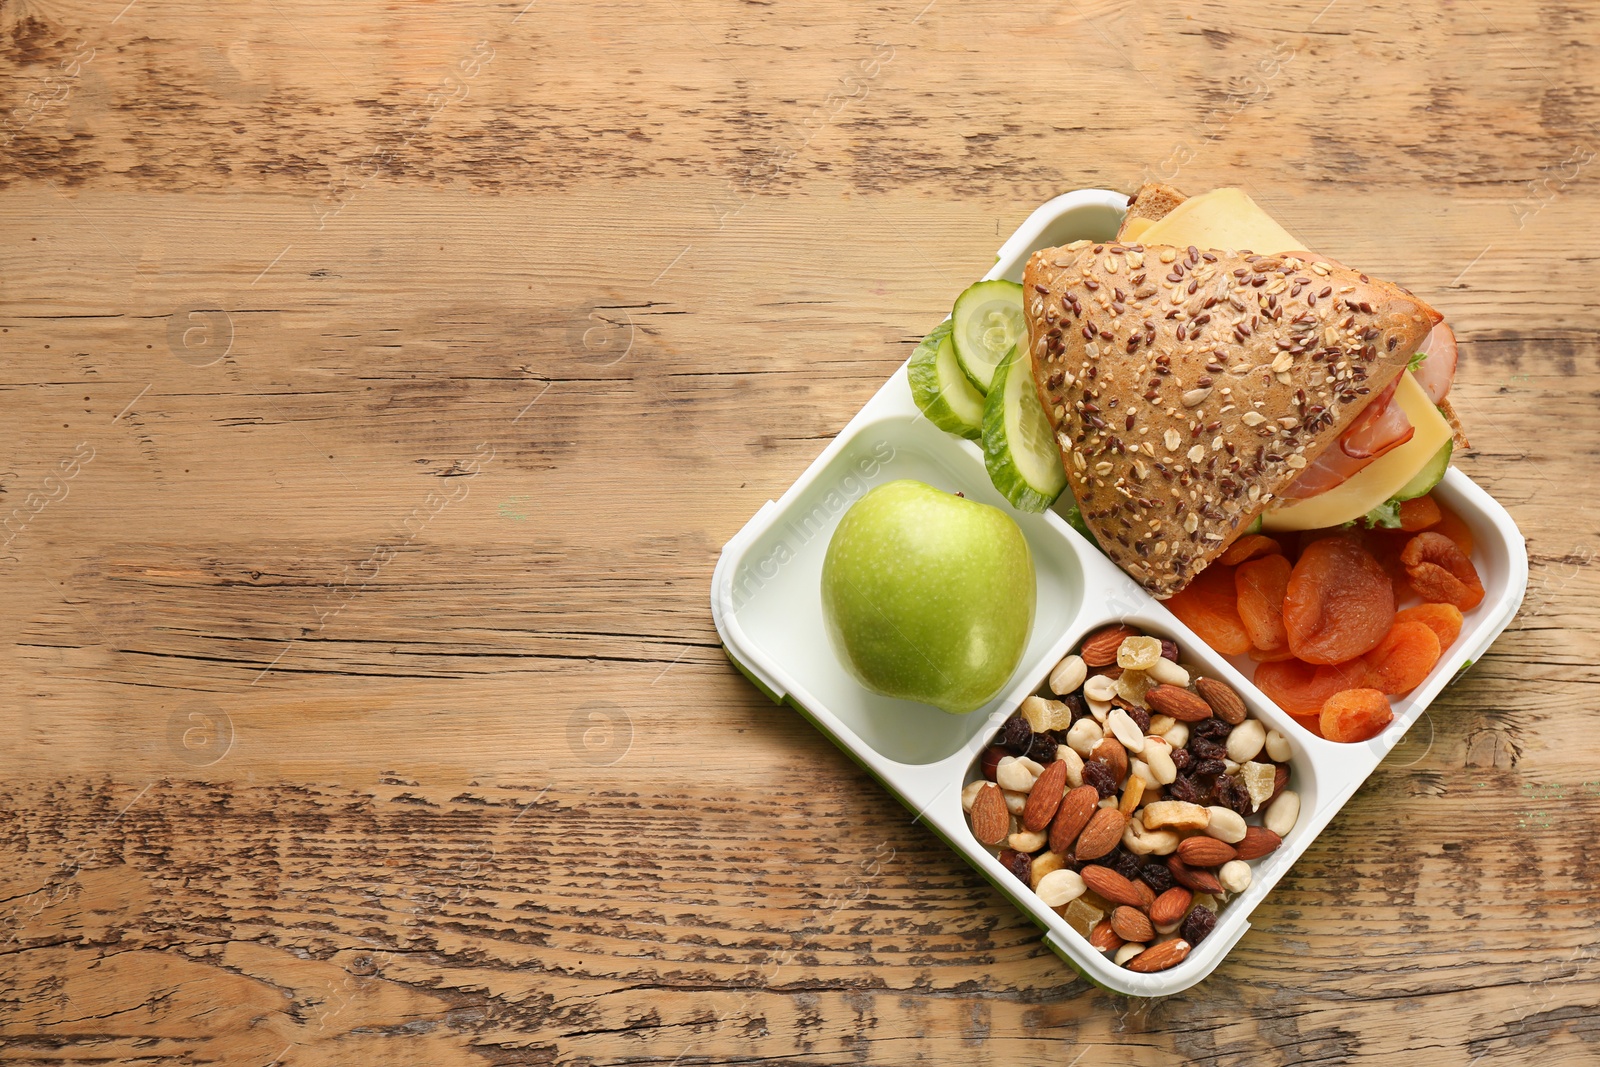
[1134,188,1305,257]
[1260,373,1452,531]
[1118,216,1153,242]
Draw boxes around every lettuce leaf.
[1363,498,1404,529]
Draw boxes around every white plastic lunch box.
[709,189,1528,996]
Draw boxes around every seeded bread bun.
[1024,240,1442,599]
[1119,182,1187,234]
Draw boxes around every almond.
[1021,759,1069,831]
[1235,825,1283,861]
[1110,905,1156,943]
[1194,677,1248,725]
[1049,785,1101,854]
[969,783,1009,846]
[1088,920,1124,953]
[1271,762,1291,803]
[1167,856,1225,895]
[1081,624,1141,667]
[1126,938,1191,973]
[1131,877,1157,911]
[1079,863,1146,908]
[1148,886,1193,928]
[1073,807,1127,861]
[1145,684,1214,722]
[1177,836,1238,867]
[1090,736,1128,784]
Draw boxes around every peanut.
[1264,789,1300,837]
[1035,868,1087,908]
[1225,719,1266,763]
[1084,674,1118,703]
[996,755,1044,793]
[1058,746,1085,788]
[1130,758,1159,792]
[1002,789,1027,817]
[1142,736,1177,785]
[1008,828,1047,852]
[1202,806,1247,844]
[1148,714,1177,737]
[1264,728,1292,762]
[1108,707,1146,754]
[1049,654,1087,695]
[1145,657,1190,688]
[1164,721,1190,749]
[961,780,986,812]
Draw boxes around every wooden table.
[2,0,1595,1062]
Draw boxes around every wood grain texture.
[2,0,1599,1062]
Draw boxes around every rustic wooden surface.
[2,0,1598,1062]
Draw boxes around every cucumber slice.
[1392,437,1452,501]
[951,279,1026,394]
[983,346,1067,512]
[908,321,984,440]
[1246,514,1263,534]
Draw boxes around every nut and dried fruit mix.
[962,624,1300,974]
[1164,492,1485,743]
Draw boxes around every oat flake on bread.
[1023,241,1440,599]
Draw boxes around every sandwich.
[1023,185,1463,599]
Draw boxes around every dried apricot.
[1249,645,1299,663]
[1434,502,1475,557]
[1253,657,1375,715]
[1290,711,1327,739]
[1401,532,1485,611]
[1395,602,1463,650]
[1398,496,1442,532]
[1283,536,1396,664]
[1220,534,1283,567]
[1320,689,1395,743]
[1362,620,1442,695]
[1361,527,1414,604]
[1165,564,1251,656]
[1235,554,1292,653]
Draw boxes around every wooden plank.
[2,0,1598,1061]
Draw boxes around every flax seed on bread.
[1024,241,1441,599]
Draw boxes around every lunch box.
[709,189,1528,996]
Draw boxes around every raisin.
[1111,849,1143,881]
[1082,760,1118,799]
[1194,757,1227,779]
[999,848,1032,884]
[1063,692,1091,721]
[1219,775,1253,816]
[1171,748,1193,773]
[1193,717,1233,740]
[1139,861,1174,894]
[1182,905,1217,945]
[1160,639,1180,662]
[1168,776,1202,803]
[1189,736,1226,761]
[980,745,1008,781]
[1026,732,1059,764]
[1122,703,1152,733]
[1000,714,1032,753]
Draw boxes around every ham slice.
[1279,377,1413,500]
[1412,322,1457,404]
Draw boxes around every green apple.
[820,479,1035,714]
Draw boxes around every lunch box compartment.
[719,408,1087,767]
[711,189,1527,995]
